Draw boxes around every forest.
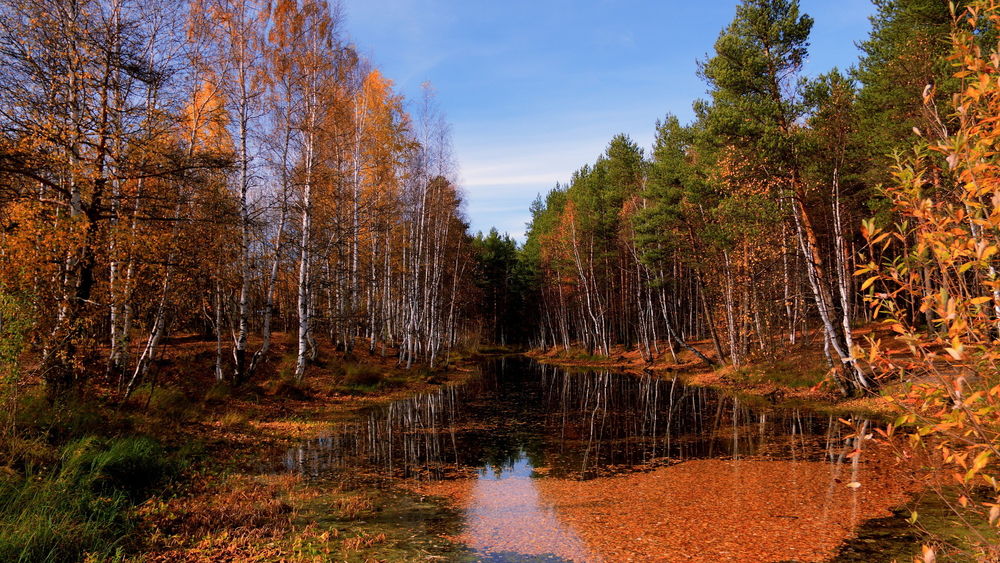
[511,0,1000,557]
[517,0,951,395]
[0,0,484,396]
[0,0,999,561]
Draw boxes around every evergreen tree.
[473,229,523,345]
[853,0,961,185]
[700,0,871,392]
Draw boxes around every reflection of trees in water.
[285,381,468,480]
[285,357,866,480]
[538,363,862,477]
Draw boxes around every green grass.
[0,435,175,561]
[744,358,828,389]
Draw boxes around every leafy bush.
[861,4,1000,558]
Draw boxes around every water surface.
[285,357,917,562]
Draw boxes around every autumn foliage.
[0,0,479,401]
[858,2,1000,558]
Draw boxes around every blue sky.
[341,0,877,240]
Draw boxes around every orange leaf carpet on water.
[409,447,916,562]
[534,456,915,562]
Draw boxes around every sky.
[340,0,878,240]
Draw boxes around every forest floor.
[6,333,484,562]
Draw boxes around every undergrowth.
[0,435,178,561]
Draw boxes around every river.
[284,356,932,562]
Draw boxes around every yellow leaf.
[969,450,991,478]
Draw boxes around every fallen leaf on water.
[412,443,918,563]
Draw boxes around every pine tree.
[853,0,963,184]
[700,0,870,392]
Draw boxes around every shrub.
[861,4,1000,558]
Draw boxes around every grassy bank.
[525,334,896,417]
[0,435,180,561]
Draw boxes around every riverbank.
[2,333,482,561]
[525,337,896,417]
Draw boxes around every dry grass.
[341,531,387,551]
[141,474,295,541]
[218,409,249,427]
[336,493,375,520]
[140,473,313,561]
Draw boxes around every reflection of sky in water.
[478,449,533,480]
[467,450,597,562]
